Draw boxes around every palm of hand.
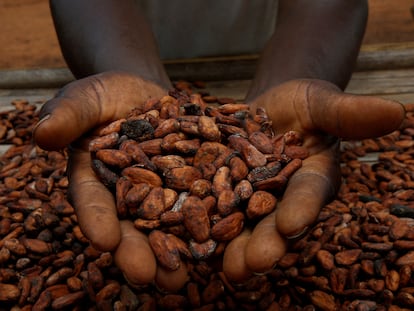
[34,72,179,288]
[251,79,343,235]
[222,79,405,282]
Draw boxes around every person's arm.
[247,0,368,100]
[49,0,171,88]
[221,0,405,281]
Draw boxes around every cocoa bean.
[182,196,210,242]
[0,283,20,301]
[148,230,181,270]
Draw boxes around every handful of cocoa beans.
[89,91,308,270]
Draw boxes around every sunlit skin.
[34,0,405,288]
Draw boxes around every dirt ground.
[1,0,414,70]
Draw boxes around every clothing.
[135,0,278,60]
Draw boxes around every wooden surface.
[1,67,413,110]
[2,41,414,89]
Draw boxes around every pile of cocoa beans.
[89,89,308,269]
[0,84,414,310]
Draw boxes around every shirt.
[135,0,278,60]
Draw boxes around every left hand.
[33,71,189,291]
[222,79,405,282]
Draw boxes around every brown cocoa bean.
[89,132,120,152]
[211,212,245,241]
[189,179,212,199]
[246,190,277,219]
[160,210,184,226]
[182,196,210,243]
[137,186,166,220]
[0,283,20,301]
[51,291,85,310]
[153,118,180,138]
[253,158,302,191]
[164,166,203,191]
[122,167,162,187]
[202,279,225,304]
[148,230,181,270]
[309,290,336,311]
[119,140,156,171]
[217,190,240,216]
[228,156,249,183]
[248,131,274,154]
[234,179,254,201]
[198,115,221,142]
[228,135,267,169]
[385,270,400,292]
[96,149,132,168]
[96,281,121,304]
[174,138,201,154]
[335,249,362,266]
[189,239,217,260]
[316,249,335,270]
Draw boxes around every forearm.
[247,0,368,100]
[49,0,171,88]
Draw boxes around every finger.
[67,146,121,251]
[114,221,157,286]
[223,229,254,284]
[244,211,287,274]
[155,262,190,293]
[33,72,167,150]
[275,149,340,239]
[306,81,405,139]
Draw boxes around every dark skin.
[34,0,405,289]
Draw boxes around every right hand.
[222,79,405,283]
[33,71,189,290]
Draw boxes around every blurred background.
[1,0,414,71]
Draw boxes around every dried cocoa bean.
[211,212,245,241]
[148,230,181,270]
[182,196,210,243]
[246,190,277,219]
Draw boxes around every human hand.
[223,79,405,283]
[33,71,189,290]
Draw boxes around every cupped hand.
[223,79,406,283]
[33,71,188,290]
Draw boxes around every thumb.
[33,93,101,151]
[307,81,406,140]
[33,71,167,150]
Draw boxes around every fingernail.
[154,282,172,294]
[232,282,246,287]
[32,114,51,135]
[252,261,279,276]
[286,226,309,240]
[122,273,149,291]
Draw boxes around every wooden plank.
[0,89,56,110]
[200,68,414,104]
[356,42,414,71]
[166,42,414,80]
[346,69,414,98]
[370,93,414,104]
[364,0,414,45]
[2,42,414,88]
[0,67,413,111]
